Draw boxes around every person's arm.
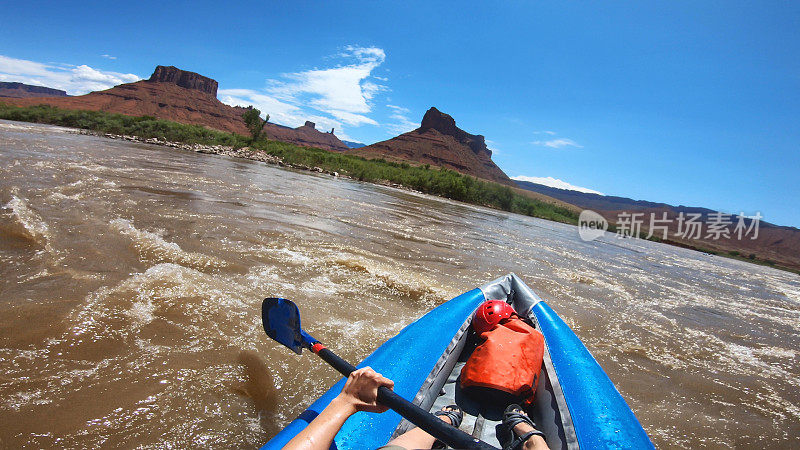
[283,367,394,450]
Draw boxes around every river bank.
[1,103,797,275]
[74,129,346,179]
[0,103,579,225]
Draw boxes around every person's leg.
[510,417,548,450]
[383,405,461,450]
[503,405,548,450]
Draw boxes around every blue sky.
[2,1,798,227]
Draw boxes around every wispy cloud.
[100,54,117,60]
[267,45,386,126]
[386,104,410,114]
[531,138,583,149]
[512,175,603,195]
[485,139,500,155]
[385,104,417,135]
[0,55,140,95]
[220,45,389,139]
[532,130,556,135]
[219,88,357,141]
[218,88,300,121]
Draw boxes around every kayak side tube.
[261,288,487,450]
[531,301,653,449]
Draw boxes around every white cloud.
[219,88,301,122]
[0,55,140,95]
[101,54,117,60]
[512,175,604,195]
[220,45,388,140]
[327,110,378,126]
[267,45,386,125]
[387,104,410,114]
[385,104,417,135]
[533,130,556,135]
[219,88,357,141]
[531,138,583,149]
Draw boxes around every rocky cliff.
[3,66,349,152]
[348,107,512,185]
[262,119,349,152]
[0,82,68,98]
[147,65,218,96]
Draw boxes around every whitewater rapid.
[0,120,798,448]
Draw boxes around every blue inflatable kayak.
[263,273,653,449]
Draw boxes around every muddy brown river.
[1,120,798,448]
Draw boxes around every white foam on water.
[49,191,84,201]
[65,262,274,358]
[762,277,800,306]
[69,263,190,338]
[110,218,227,271]
[126,297,156,326]
[4,195,51,243]
[268,242,454,306]
[20,267,52,282]
[0,122,73,133]
[301,274,340,296]
[274,248,313,265]
[321,316,409,341]
[723,342,799,387]
[2,193,61,260]
[324,250,453,305]
[243,265,296,293]
[5,389,52,411]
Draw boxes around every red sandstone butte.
[3,66,349,152]
[349,107,513,185]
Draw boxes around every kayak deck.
[262,273,653,449]
[391,274,576,449]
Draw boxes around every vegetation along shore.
[0,103,578,224]
[3,102,797,275]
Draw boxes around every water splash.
[110,218,228,271]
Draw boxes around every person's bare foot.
[504,405,548,450]
[437,405,456,424]
[433,404,462,427]
[385,405,463,450]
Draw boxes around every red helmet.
[472,300,515,334]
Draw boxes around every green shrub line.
[0,103,579,225]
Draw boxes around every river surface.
[1,120,798,448]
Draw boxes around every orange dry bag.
[460,316,545,406]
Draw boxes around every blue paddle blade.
[262,298,315,354]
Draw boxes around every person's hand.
[335,367,394,414]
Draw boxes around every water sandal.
[433,404,464,428]
[431,405,464,449]
[499,404,546,450]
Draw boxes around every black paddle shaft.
[315,347,498,450]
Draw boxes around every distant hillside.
[342,140,366,148]
[516,179,800,271]
[3,66,349,152]
[514,179,714,215]
[0,82,68,98]
[348,107,513,185]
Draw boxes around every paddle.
[261,297,498,450]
